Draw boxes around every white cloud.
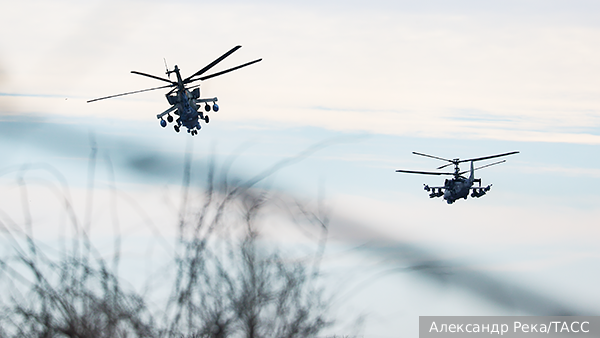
[2,0,600,144]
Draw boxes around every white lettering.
[531,324,538,332]
[457,324,464,332]
[429,322,438,333]
[501,324,508,335]
[571,321,580,333]
[560,322,570,333]
[514,321,522,332]
[582,321,589,333]
[482,324,490,333]
[440,324,448,332]
[491,324,500,334]
[466,324,472,333]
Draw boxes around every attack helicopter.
[87,45,261,136]
[395,151,519,204]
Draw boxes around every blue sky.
[2,0,600,336]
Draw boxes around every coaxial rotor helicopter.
[87,45,261,136]
[395,151,519,204]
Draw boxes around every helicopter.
[87,45,261,136]
[395,151,519,204]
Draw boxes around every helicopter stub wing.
[423,184,446,197]
[195,97,218,103]
[157,105,177,119]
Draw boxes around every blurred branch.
[0,139,347,337]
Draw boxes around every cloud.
[3,1,600,144]
[517,164,600,178]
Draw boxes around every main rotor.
[396,151,520,179]
[87,45,262,103]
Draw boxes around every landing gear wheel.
[174,125,180,133]
[204,115,209,123]
[213,103,219,112]
[167,115,173,123]
[205,104,211,112]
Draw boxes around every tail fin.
[469,161,475,183]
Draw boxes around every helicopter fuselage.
[169,87,201,131]
[396,151,518,204]
[423,161,491,204]
[156,65,218,135]
[441,162,475,204]
[87,45,261,136]
[443,177,471,203]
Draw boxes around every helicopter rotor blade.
[436,163,454,170]
[458,160,507,175]
[190,58,262,82]
[87,84,174,103]
[166,87,177,96]
[184,45,242,83]
[412,152,453,163]
[395,169,455,176]
[459,151,519,163]
[131,71,175,84]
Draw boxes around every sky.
[2,0,600,336]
